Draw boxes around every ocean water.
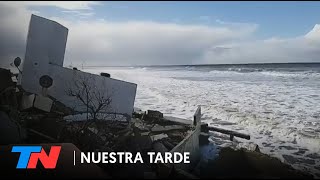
[84,63,320,176]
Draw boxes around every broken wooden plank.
[150,133,168,142]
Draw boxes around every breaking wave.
[84,64,320,177]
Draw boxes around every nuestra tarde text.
[77,152,190,164]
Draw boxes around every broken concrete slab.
[147,110,163,119]
[150,133,168,142]
[133,120,150,132]
[20,94,53,112]
[34,95,53,112]
[140,132,150,136]
[51,99,73,115]
[20,94,35,111]
[236,143,260,153]
[151,124,186,133]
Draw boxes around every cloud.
[22,1,101,10]
[305,24,320,44]
[62,10,95,18]
[201,27,320,64]
[54,18,257,66]
[216,19,257,27]
[0,1,320,68]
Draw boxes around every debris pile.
[93,110,195,178]
[0,67,196,178]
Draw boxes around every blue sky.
[1,1,320,66]
[31,1,320,39]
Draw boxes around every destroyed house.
[18,15,137,119]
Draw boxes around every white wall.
[19,14,137,117]
[23,14,68,68]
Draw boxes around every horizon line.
[79,62,320,68]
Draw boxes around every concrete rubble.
[0,67,314,178]
[0,68,195,178]
[20,94,53,112]
[33,95,53,112]
[150,133,168,142]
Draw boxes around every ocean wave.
[84,66,320,177]
[260,71,320,78]
[226,67,263,73]
[206,69,320,78]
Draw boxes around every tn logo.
[11,146,61,169]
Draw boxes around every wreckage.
[0,14,314,178]
[0,14,202,178]
[19,14,137,119]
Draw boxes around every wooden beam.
[206,126,250,140]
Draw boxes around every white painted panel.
[46,66,137,116]
[19,14,137,117]
[20,14,68,92]
[23,14,68,67]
